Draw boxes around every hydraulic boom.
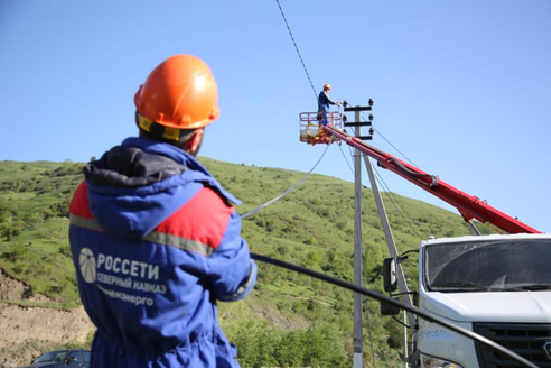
[324,126,540,234]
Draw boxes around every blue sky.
[1,1,549,233]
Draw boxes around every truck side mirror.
[383,258,397,292]
[413,293,419,307]
[381,298,401,316]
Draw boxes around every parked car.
[20,349,91,368]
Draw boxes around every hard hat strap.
[137,114,195,142]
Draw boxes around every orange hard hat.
[324,83,331,90]
[134,54,219,130]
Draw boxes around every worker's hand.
[337,101,343,106]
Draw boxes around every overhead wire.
[345,100,419,167]
[371,127,418,168]
[274,0,317,99]
[263,6,531,361]
[337,125,355,174]
[341,129,416,234]
[338,144,354,174]
[240,0,331,220]
[372,164,424,239]
[270,3,512,365]
[339,130,424,250]
[340,112,424,238]
[241,144,330,219]
[271,1,380,363]
[365,302,377,368]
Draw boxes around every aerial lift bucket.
[299,111,343,146]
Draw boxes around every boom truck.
[299,110,550,368]
[322,125,551,368]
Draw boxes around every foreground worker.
[69,54,257,368]
[317,83,342,126]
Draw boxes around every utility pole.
[353,107,364,368]
[344,102,374,368]
[365,151,412,367]
[363,155,415,328]
[358,101,414,368]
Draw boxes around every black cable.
[392,315,411,329]
[250,252,538,368]
[346,106,419,168]
[365,300,377,368]
[274,0,318,99]
[372,127,418,168]
[373,165,424,239]
[338,144,354,174]
[339,125,424,239]
[374,170,418,237]
[351,115,437,187]
[375,179,420,237]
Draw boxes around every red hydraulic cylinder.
[324,126,540,234]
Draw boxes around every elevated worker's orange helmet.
[134,54,219,130]
[324,83,331,91]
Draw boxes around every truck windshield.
[425,239,551,292]
[34,351,69,363]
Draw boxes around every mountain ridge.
[0,158,483,367]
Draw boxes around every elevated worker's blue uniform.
[69,137,257,368]
[317,90,338,126]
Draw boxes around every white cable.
[241,145,330,219]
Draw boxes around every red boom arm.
[324,126,540,234]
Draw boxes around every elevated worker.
[69,54,257,368]
[317,83,342,127]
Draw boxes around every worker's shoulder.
[157,185,236,245]
[192,185,234,211]
[69,181,92,218]
[169,185,235,227]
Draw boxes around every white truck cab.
[410,233,551,368]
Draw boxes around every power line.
[372,166,420,237]
[365,303,377,368]
[338,144,354,174]
[338,127,423,238]
[372,127,418,168]
[274,0,318,99]
[345,102,418,167]
[372,165,423,239]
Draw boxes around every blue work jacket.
[318,90,337,112]
[69,137,257,368]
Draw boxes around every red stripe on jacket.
[156,187,234,250]
[69,181,95,219]
[70,181,234,251]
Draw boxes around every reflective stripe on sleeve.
[141,231,214,256]
[69,214,214,256]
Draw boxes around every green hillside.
[0,158,482,367]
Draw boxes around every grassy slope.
[0,158,490,366]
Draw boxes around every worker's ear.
[188,128,205,156]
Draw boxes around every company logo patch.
[543,341,551,360]
[79,248,96,284]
